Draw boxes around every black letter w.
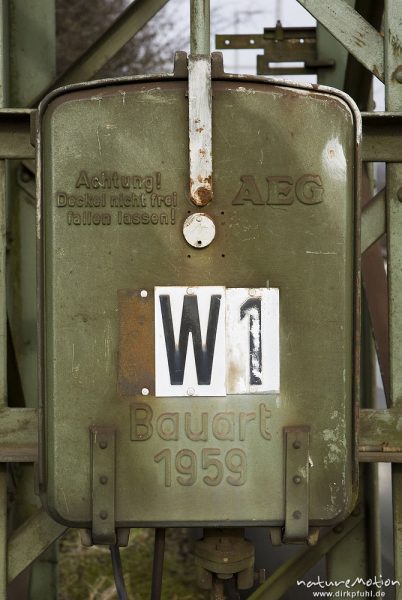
[159,294,222,385]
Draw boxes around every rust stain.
[353,37,365,48]
[194,186,212,205]
[190,174,212,206]
[190,173,212,206]
[118,289,155,396]
[372,65,381,80]
[196,127,204,133]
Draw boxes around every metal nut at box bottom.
[194,530,255,590]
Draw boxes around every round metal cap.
[183,213,216,249]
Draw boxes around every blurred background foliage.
[58,528,207,600]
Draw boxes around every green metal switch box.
[37,64,360,533]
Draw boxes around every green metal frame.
[0,0,401,598]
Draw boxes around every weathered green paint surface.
[361,190,385,253]
[297,0,384,81]
[0,408,37,462]
[38,74,359,529]
[9,0,55,108]
[385,2,402,596]
[0,0,8,595]
[360,408,402,451]
[7,509,67,584]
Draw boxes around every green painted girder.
[248,511,364,600]
[297,0,384,81]
[7,509,67,585]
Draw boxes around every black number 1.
[240,297,262,385]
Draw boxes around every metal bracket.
[91,427,116,545]
[283,426,310,543]
[216,23,334,77]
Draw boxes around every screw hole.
[221,254,225,258]
[197,240,202,246]
[221,211,225,215]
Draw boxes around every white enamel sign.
[226,288,280,394]
[155,286,279,397]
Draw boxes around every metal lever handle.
[189,0,213,207]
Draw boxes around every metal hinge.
[283,426,310,543]
[91,426,116,545]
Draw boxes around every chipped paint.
[322,425,346,466]
[322,137,347,180]
[188,56,212,206]
[119,90,126,105]
[305,250,337,255]
[235,86,256,95]
[96,125,102,156]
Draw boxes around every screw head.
[99,440,108,450]
[293,441,301,450]
[293,475,302,484]
[293,510,302,520]
[99,510,108,520]
[397,187,402,202]
[99,475,108,485]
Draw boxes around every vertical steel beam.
[0,464,6,600]
[316,0,355,89]
[9,0,55,108]
[385,3,402,596]
[317,1,382,586]
[6,2,56,598]
[0,0,8,597]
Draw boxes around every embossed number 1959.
[154,447,247,487]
